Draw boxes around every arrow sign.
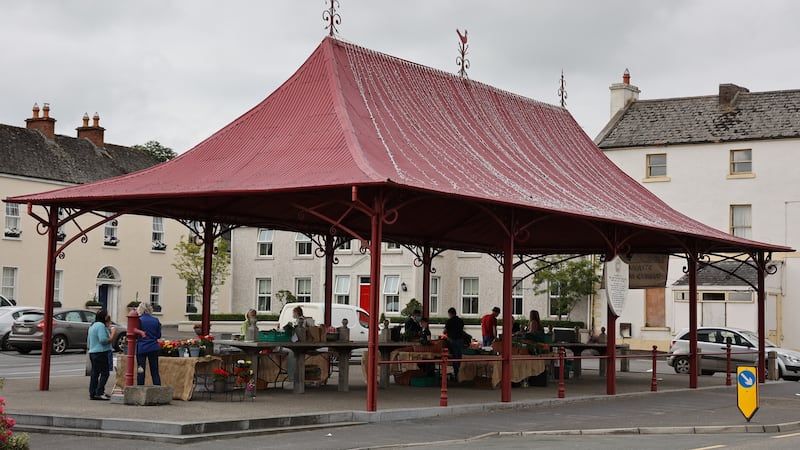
[737,367,759,422]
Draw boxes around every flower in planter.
[151,240,167,251]
[212,367,230,381]
[104,236,119,246]
[233,359,253,384]
[56,231,66,241]
[4,228,22,238]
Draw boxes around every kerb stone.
[124,386,173,406]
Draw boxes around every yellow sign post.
[737,366,759,422]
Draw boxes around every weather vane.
[323,0,341,37]
[456,29,470,78]
[558,70,568,107]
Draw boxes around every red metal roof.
[6,37,788,254]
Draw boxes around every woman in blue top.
[87,309,116,400]
[136,302,162,385]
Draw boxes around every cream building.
[596,74,799,350]
[0,105,215,325]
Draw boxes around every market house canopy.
[6,37,788,255]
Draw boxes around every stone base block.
[124,386,173,406]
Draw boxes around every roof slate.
[596,89,800,148]
[0,124,159,184]
[673,260,756,287]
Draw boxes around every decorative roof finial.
[323,0,341,37]
[456,29,470,78]
[558,70,568,108]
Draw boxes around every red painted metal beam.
[606,304,617,395]
[38,208,58,391]
[501,235,514,402]
[324,236,334,327]
[688,254,698,389]
[366,194,383,412]
[201,220,214,336]
[757,251,766,383]
[421,244,431,319]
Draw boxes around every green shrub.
[187,313,279,322]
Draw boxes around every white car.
[0,306,43,350]
[666,326,800,381]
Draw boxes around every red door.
[359,277,371,312]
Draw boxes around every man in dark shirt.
[404,309,422,338]
[444,307,465,380]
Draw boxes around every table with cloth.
[385,350,546,388]
[114,355,222,401]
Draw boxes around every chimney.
[609,69,640,118]
[76,112,105,148]
[719,83,749,109]
[25,102,57,139]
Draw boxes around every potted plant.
[152,303,162,313]
[56,231,66,241]
[104,236,119,246]
[52,301,62,308]
[212,367,229,393]
[127,301,140,312]
[151,240,167,251]
[186,305,198,314]
[3,228,22,238]
[85,299,102,311]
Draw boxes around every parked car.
[0,294,16,307]
[7,308,127,355]
[0,306,43,350]
[278,302,370,341]
[666,326,800,381]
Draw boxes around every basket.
[259,330,290,342]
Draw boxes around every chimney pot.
[719,83,749,108]
[82,113,89,127]
[608,69,640,118]
[92,112,99,127]
[622,68,630,85]
[42,103,50,118]
[32,103,40,118]
[76,111,105,148]
[25,102,56,139]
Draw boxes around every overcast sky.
[2,1,799,153]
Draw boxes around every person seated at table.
[241,308,259,341]
[404,309,422,339]
[444,307,465,381]
[419,317,432,344]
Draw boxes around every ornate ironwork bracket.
[323,0,341,37]
[676,252,777,291]
[403,245,445,274]
[307,233,351,264]
[177,220,238,253]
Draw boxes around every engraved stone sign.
[605,256,629,316]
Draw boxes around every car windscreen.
[739,329,777,348]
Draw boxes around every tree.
[400,298,422,318]
[274,290,297,309]
[132,140,177,162]
[172,236,231,306]
[531,255,601,321]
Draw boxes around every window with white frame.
[512,277,524,315]
[385,242,401,251]
[674,290,753,303]
[54,270,63,305]
[296,277,312,302]
[461,277,479,315]
[4,203,21,237]
[383,275,400,312]
[730,149,752,175]
[646,153,667,178]
[103,213,118,245]
[152,217,165,249]
[336,238,351,251]
[256,278,272,311]
[2,267,18,302]
[57,208,67,241]
[295,233,312,256]
[185,280,197,313]
[548,281,568,317]
[730,204,752,239]
[429,276,440,314]
[150,276,161,307]
[334,275,351,304]
[257,228,274,257]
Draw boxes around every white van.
[278,302,370,341]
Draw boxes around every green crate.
[410,376,438,387]
[259,331,290,342]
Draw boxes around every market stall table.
[114,355,221,401]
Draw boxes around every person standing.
[404,309,422,339]
[481,306,501,346]
[241,308,258,341]
[136,302,162,386]
[88,309,116,400]
[444,307,465,381]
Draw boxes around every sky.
[2,1,799,153]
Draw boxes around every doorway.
[96,266,121,321]
[359,276,371,312]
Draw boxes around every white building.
[596,74,799,350]
[0,105,213,325]
[230,228,591,328]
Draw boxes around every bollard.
[440,347,449,407]
[620,344,630,373]
[725,342,732,386]
[768,350,778,381]
[558,347,566,399]
[696,348,702,375]
[651,345,658,392]
[125,309,141,387]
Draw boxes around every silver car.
[0,306,43,350]
[666,326,800,381]
[8,308,126,355]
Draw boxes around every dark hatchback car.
[8,308,127,354]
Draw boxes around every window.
[702,292,725,302]
[461,277,479,315]
[512,278,523,315]
[151,217,165,249]
[548,281,568,317]
[674,290,754,303]
[730,149,752,175]
[429,276,440,314]
[103,213,118,246]
[149,276,162,307]
[646,153,667,178]
[728,291,752,302]
[185,280,197,313]
[730,204,752,239]
[54,270,63,305]
[296,277,312,302]
[256,278,272,311]
[4,203,21,237]
[383,275,400,312]
[2,267,18,302]
[295,233,312,256]
[57,208,67,241]
[334,275,351,304]
[257,228,274,257]
[336,238,351,251]
[385,242,401,252]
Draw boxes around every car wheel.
[1,332,9,351]
[16,347,31,354]
[700,369,715,376]
[673,356,690,374]
[52,335,68,355]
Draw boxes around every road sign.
[737,366,759,422]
